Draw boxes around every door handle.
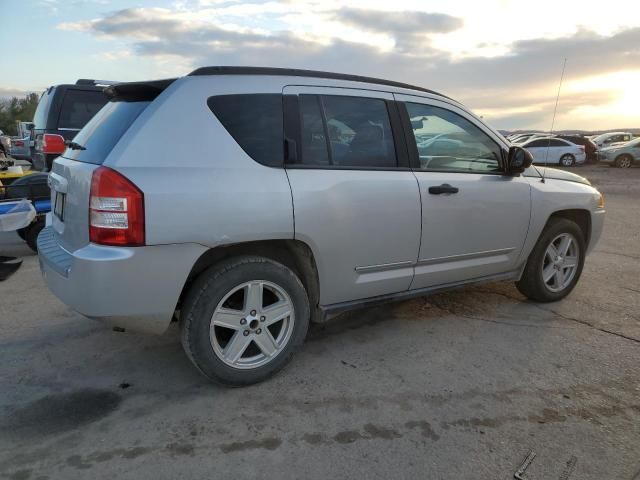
[428,184,459,195]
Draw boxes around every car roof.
[188,66,450,100]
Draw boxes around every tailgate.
[49,158,99,252]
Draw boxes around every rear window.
[62,100,149,164]
[207,94,283,167]
[58,89,108,130]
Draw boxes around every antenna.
[541,58,567,183]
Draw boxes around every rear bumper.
[38,226,207,334]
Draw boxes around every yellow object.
[597,193,605,209]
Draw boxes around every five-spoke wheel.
[516,218,585,302]
[181,256,310,386]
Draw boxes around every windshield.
[62,100,150,164]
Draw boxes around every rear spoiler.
[104,78,177,102]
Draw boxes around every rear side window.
[208,94,283,167]
[32,89,53,130]
[296,95,397,168]
[62,101,150,164]
[58,90,109,130]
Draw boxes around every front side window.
[297,95,397,168]
[405,102,502,173]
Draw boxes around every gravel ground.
[0,164,639,480]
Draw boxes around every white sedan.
[520,137,586,167]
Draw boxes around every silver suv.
[39,67,605,386]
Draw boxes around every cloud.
[335,8,462,35]
[0,87,38,100]
[333,8,463,51]
[55,6,640,129]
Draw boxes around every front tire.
[180,256,310,386]
[516,218,585,302]
[560,154,575,167]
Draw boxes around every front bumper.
[38,226,207,334]
[588,209,605,255]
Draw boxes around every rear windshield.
[207,94,283,167]
[62,100,149,164]
[58,89,108,130]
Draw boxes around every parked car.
[591,132,633,149]
[597,137,640,168]
[0,130,9,158]
[30,79,113,172]
[557,135,597,163]
[38,67,605,386]
[520,137,586,166]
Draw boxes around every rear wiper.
[66,141,86,151]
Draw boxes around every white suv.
[38,67,606,385]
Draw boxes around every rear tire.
[23,218,45,253]
[560,154,575,167]
[516,218,585,302]
[180,256,310,386]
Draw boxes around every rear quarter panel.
[103,77,294,247]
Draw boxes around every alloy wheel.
[541,233,580,293]
[617,156,632,168]
[210,280,295,369]
[560,154,575,167]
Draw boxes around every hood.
[524,166,591,186]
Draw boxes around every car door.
[394,94,531,289]
[283,86,422,305]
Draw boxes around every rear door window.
[295,95,397,168]
[62,100,150,164]
[207,94,284,167]
[57,89,109,130]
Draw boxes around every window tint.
[406,103,501,173]
[208,94,283,167]
[526,139,550,148]
[549,139,567,147]
[63,100,150,165]
[299,95,329,165]
[58,89,109,130]
[321,96,396,168]
[32,89,53,130]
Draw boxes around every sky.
[1,0,639,130]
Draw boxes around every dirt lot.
[1,165,639,480]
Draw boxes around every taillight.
[89,166,145,246]
[14,140,24,147]
[41,134,66,154]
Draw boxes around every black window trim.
[397,100,508,176]
[283,92,410,171]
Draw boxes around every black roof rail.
[188,66,451,99]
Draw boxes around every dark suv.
[31,79,112,171]
[557,135,598,163]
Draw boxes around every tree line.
[0,93,40,136]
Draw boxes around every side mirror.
[507,146,533,175]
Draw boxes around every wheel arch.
[177,239,321,323]
[547,209,591,249]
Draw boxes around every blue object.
[33,199,51,213]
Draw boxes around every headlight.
[597,193,605,209]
